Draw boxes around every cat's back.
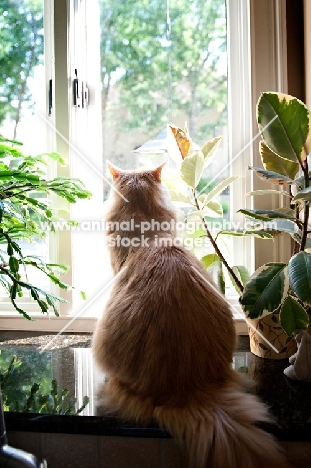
[93,163,236,402]
[97,240,236,401]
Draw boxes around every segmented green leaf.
[288,252,311,304]
[180,151,204,188]
[240,263,289,319]
[259,141,299,179]
[280,296,309,336]
[257,92,311,164]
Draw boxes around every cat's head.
[107,160,166,184]
[105,160,175,217]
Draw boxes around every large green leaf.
[249,166,293,185]
[219,229,273,239]
[201,136,222,169]
[205,200,223,217]
[240,263,289,319]
[292,186,311,203]
[289,252,311,304]
[168,190,192,206]
[259,141,299,179]
[201,253,220,269]
[197,195,223,217]
[280,296,309,336]
[180,151,204,188]
[207,260,225,294]
[230,265,250,294]
[239,207,295,221]
[257,92,311,164]
[260,219,299,236]
[245,188,290,198]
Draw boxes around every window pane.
[0,0,48,294]
[100,0,232,282]
[100,0,227,167]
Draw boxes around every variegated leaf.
[240,263,289,319]
[259,141,299,179]
[289,252,311,305]
[257,92,311,164]
[249,166,293,185]
[280,296,309,336]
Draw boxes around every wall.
[287,0,305,101]
[7,430,311,468]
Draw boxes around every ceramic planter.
[247,312,296,359]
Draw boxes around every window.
[0,0,290,333]
[0,0,51,310]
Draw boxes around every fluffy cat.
[92,161,289,468]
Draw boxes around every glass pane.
[0,0,49,294]
[100,0,227,168]
[0,331,250,416]
[100,0,227,162]
[100,0,232,283]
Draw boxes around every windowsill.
[2,331,311,442]
[0,315,97,332]
[0,297,248,334]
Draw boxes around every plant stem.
[307,307,311,336]
[192,189,244,293]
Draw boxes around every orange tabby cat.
[92,161,289,468]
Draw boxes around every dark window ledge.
[2,332,311,443]
[4,411,311,442]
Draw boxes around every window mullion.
[52,0,73,315]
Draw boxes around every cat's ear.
[107,160,121,180]
[151,161,167,182]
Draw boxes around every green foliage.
[180,152,205,188]
[257,92,311,164]
[240,263,289,319]
[280,296,309,337]
[0,351,89,415]
[169,93,311,337]
[0,136,91,319]
[0,0,44,132]
[288,252,311,304]
[167,124,245,294]
[239,92,311,335]
[100,0,227,145]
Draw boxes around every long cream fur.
[92,162,289,468]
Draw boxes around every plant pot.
[247,313,297,359]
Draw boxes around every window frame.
[1,0,290,333]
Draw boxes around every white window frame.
[0,0,289,334]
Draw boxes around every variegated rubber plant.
[239,92,311,336]
[168,91,311,338]
[167,124,248,295]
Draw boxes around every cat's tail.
[153,373,289,468]
[96,375,290,468]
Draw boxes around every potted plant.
[0,135,91,319]
[167,93,311,378]
[236,92,311,377]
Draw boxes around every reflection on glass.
[0,339,249,417]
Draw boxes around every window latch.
[48,79,52,115]
[73,69,89,108]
